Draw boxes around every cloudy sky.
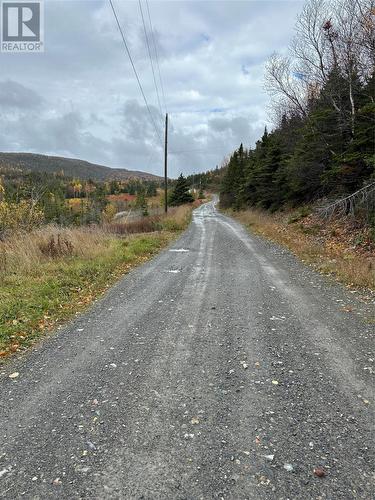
[0,0,303,177]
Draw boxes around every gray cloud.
[121,99,163,143]
[209,116,251,138]
[0,0,303,176]
[0,80,43,109]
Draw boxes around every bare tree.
[332,0,374,137]
[266,0,374,138]
[265,53,309,118]
[291,0,331,85]
[265,0,333,120]
[353,0,375,74]
[317,181,375,219]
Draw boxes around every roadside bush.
[159,205,192,231]
[102,203,117,223]
[106,217,159,235]
[0,200,44,234]
[0,225,109,274]
[38,234,74,258]
[105,205,193,235]
[287,206,311,224]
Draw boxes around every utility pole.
[164,113,168,213]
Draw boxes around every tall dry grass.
[160,205,193,231]
[233,209,375,290]
[105,204,192,235]
[0,225,111,276]
[0,203,195,355]
[0,204,193,277]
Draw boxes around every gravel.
[0,200,374,499]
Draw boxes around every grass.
[0,205,192,358]
[105,205,193,235]
[231,208,375,290]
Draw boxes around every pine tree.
[135,190,149,216]
[169,174,194,206]
[220,144,246,209]
[219,55,374,209]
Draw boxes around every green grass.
[0,232,175,357]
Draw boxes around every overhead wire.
[108,0,163,146]
[138,0,163,120]
[145,0,167,114]
[109,0,205,177]
[169,149,207,154]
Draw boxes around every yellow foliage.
[0,200,44,233]
[102,203,117,222]
[0,177,4,202]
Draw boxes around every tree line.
[220,0,374,212]
[0,164,201,235]
[0,167,161,232]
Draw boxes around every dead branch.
[316,182,375,219]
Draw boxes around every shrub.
[102,203,117,223]
[0,200,44,234]
[287,206,311,224]
[38,234,74,258]
[105,217,159,235]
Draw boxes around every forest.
[0,166,161,234]
[220,0,374,217]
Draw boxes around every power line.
[145,0,167,114]
[108,0,163,146]
[138,0,163,119]
[169,149,207,155]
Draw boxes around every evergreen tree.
[220,144,246,209]
[169,174,194,206]
[146,182,157,197]
[219,68,374,210]
[135,190,149,216]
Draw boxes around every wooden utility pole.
[164,113,168,213]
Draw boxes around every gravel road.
[0,201,374,499]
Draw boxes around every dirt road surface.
[1,201,374,499]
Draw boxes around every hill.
[0,152,161,182]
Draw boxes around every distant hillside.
[0,152,162,182]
